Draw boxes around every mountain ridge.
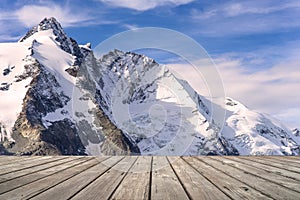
[0,17,299,155]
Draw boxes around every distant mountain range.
[0,17,299,155]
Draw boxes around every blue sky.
[0,0,300,128]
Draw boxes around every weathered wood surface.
[0,156,299,200]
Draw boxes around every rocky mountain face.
[293,129,300,137]
[0,17,299,155]
[0,17,137,155]
[85,50,239,155]
[81,49,299,155]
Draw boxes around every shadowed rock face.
[293,129,300,137]
[74,52,140,155]
[8,60,84,155]
[1,17,299,156]
[3,17,139,156]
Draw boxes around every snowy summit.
[0,17,299,156]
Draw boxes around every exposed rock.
[7,60,86,155]
[4,22,138,155]
[293,128,300,137]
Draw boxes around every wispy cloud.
[0,17,23,42]
[167,47,300,128]
[190,0,300,36]
[122,24,140,30]
[14,4,93,28]
[98,0,195,11]
[0,34,22,41]
[218,57,300,129]
[0,2,116,42]
[192,1,300,19]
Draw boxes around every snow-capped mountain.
[0,17,299,155]
[85,50,237,155]
[223,98,300,155]
[82,49,299,156]
[0,17,136,155]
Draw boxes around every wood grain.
[0,156,299,200]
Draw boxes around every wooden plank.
[0,156,65,175]
[183,157,270,200]
[260,156,300,168]
[281,156,300,160]
[71,156,137,200]
[0,156,33,165]
[0,157,79,183]
[212,156,300,193]
[198,157,300,200]
[0,156,85,194]
[242,156,300,173]
[270,156,300,164]
[0,156,51,169]
[110,156,152,200]
[0,156,21,161]
[0,157,109,200]
[0,156,298,200]
[227,156,300,181]
[30,156,123,200]
[151,156,189,200]
[168,157,230,200]
[0,156,29,162]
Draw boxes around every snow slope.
[223,98,300,155]
[93,50,212,155]
[0,17,299,155]
[30,30,76,126]
[81,49,299,155]
[0,42,35,141]
[0,18,96,155]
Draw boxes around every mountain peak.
[36,17,63,32]
[40,17,60,24]
[19,17,89,66]
[293,128,300,137]
[19,17,64,42]
[1,17,299,156]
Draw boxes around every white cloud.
[0,2,114,42]
[223,1,300,17]
[190,1,300,36]
[122,24,139,30]
[0,34,22,41]
[193,1,300,19]
[14,4,93,28]
[99,0,194,11]
[167,55,300,129]
[274,108,300,129]
[0,19,24,42]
